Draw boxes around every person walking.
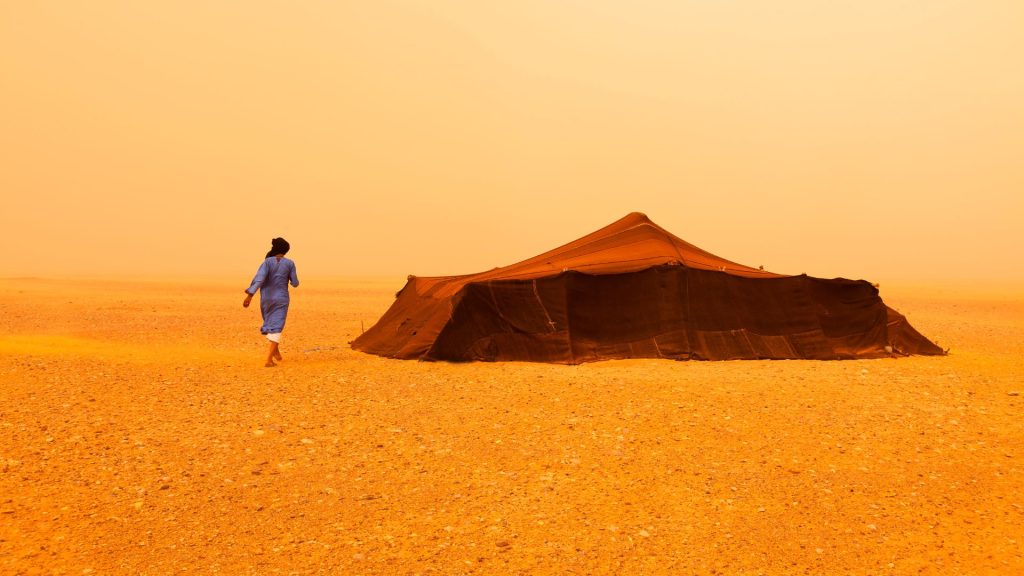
[243,237,299,367]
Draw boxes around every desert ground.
[1,277,1022,575]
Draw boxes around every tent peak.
[620,211,653,224]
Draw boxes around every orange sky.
[2,1,1022,281]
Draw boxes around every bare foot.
[273,351,283,361]
[265,361,277,367]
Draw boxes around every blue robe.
[246,257,299,334]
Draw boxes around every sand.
[1,277,1022,575]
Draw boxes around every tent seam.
[532,279,557,333]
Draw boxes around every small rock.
[495,540,510,548]
[301,438,314,445]
[1008,391,1020,397]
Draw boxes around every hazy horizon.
[3,1,1022,281]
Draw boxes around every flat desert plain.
[1,277,1022,575]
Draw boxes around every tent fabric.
[352,212,944,363]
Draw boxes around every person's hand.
[243,293,253,308]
